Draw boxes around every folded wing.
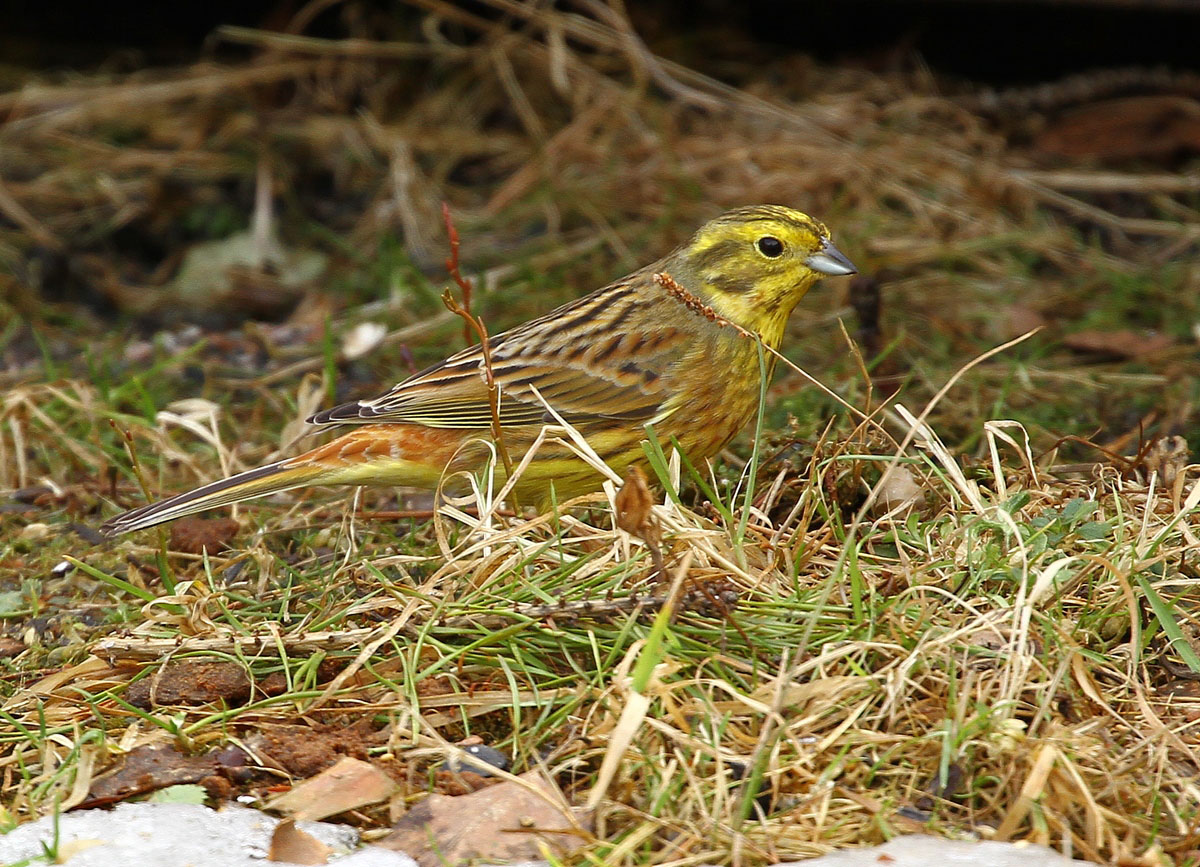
[309,281,691,430]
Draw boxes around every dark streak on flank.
[602,300,640,337]
[644,328,681,352]
[538,285,626,341]
[592,334,625,363]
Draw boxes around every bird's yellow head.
[668,204,856,346]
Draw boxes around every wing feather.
[308,278,691,430]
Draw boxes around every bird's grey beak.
[805,239,857,276]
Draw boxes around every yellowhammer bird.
[100,205,855,536]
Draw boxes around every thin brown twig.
[1044,428,1166,475]
[442,202,476,349]
[440,204,518,503]
[108,419,153,506]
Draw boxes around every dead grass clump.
[3,398,1198,863]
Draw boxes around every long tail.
[100,424,470,537]
[99,460,336,537]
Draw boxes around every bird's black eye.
[757,236,784,258]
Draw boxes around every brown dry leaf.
[265,756,396,822]
[1143,435,1190,488]
[1158,680,1200,700]
[1062,329,1175,360]
[169,516,241,554]
[614,465,659,546]
[126,660,252,708]
[379,769,590,867]
[79,743,221,808]
[20,656,113,698]
[268,819,331,865]
[614,465,665,577]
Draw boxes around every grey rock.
[0,802,416,867]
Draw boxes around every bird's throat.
[698,279,814,352]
